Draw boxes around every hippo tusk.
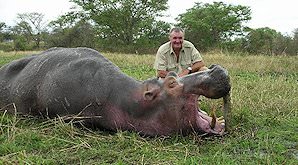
[210,106,216,129]
[223,92,231,132]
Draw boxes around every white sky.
[0,0,297,36]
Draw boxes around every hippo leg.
[196,110,225,135]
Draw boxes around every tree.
[272,33,292,55]
[13,35,27,51]
[289,28,298,55]
[14,12,47,49]
[0,22,7,42]
[245,27,280,55]
[70,0,169,53]
[0,22,15,51]
[0,22,5,30]
[177,2,251,51]
[47,20,96,48]
[11,21,33,43]
[134,20,170,53]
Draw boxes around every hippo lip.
[178,65,231,99]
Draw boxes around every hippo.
[0,47,231,136]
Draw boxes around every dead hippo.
[0,47,231,136]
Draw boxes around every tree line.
[0,1,297,55]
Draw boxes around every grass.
[0,50,297,164]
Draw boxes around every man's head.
[169,27,184,51]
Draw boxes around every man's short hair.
[169,27,184,34]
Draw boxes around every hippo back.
[0,47,133,116]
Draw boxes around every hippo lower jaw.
[196,110,225,135]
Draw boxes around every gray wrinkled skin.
[0,47,231,136]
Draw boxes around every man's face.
[169,31,184,50]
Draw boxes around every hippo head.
[133,66,230,136]
[141,64,231,104]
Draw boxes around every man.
[154,27,208,78]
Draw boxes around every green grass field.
[0,50,297,164]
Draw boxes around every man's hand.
[192,61,209,72]
[156,70,168,78]
[178,69,189,77]
[199,66,209,71]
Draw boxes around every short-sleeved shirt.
[154,40,203,74]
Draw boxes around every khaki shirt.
[154,40,203,74]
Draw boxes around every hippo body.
[0,48,230,136]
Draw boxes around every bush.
[0,42,14,52]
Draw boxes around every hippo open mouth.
[177,64,231,134]
[181,93,227,136]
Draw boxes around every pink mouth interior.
[196,110,212,133]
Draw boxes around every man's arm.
[188,42,208,72]
[191,61,208,72]
[154,47,168,78]
[178,61,208,77]
[156,70,169,78]
[158,61,208,78]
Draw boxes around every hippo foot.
[197,110,225,135]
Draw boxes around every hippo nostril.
[208,65,224,77]
[208,64,217,70]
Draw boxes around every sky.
[0,0,297,36]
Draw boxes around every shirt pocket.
[180,58,192,69]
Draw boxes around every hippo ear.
[143,88,160,101]
[163,76,180,88]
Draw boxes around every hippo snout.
[179,64,231,98]
[206,64,231,99]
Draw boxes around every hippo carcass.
[0,47,231,136]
